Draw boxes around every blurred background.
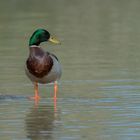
[0,0,140,140]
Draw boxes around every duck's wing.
[48,52,59,61]
[26,48,53,78]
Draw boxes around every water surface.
[0,0,140,140]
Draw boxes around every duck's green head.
[29,29,60,46]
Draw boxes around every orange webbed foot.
[28,82,40,101]
[29,95,40,100]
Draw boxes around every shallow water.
[0,0,140,140]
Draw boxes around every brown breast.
[26,47,53,78]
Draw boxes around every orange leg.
[29,82,40,101]
[34,82,40,100]
[54,82,58,112]
[54,81,58,99]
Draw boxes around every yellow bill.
[49,36,61,45]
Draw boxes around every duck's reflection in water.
[25,104,60,140]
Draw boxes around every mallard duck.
[25,29,61,100]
